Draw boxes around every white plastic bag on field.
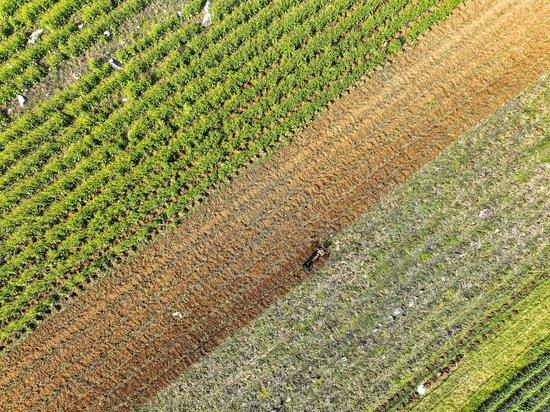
[201,0,212,28]
[27,28,44,44]
[108,58,123,71]
[17,95,26,107]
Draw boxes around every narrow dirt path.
[0,0,548,410]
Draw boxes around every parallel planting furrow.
[0,0,461,346]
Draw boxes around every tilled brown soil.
[1,0,548,410]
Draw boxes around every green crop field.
[143,75,549,411]
[0,0,464,349]
[477,350,550,412]
[0,0,548,410]
[411,280,549,411]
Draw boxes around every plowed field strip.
[0,0,548,410]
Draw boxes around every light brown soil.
[0,0,548,410]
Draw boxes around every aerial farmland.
[0,0,548,410]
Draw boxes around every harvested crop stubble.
[0,0,548,410]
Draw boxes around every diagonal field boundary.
[0,0,549,410]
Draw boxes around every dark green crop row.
[0,1,207,158]
[0,0,243,193]
[0,0,463,346]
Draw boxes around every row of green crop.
[0,0,309,268]
[0,0,264,203]
[0,0,152,105]
[0,1,207,165]
[478,351,550,412]
[8,0,95,34]
[0,0,329,306]
[0,0,240,194]
[0,0,460,345]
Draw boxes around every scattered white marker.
[27,28,44,45]
[108,58,123,71]
[417,383,427,396]
[77,22,84,29]
[104,30,111,38]
[172,311,184,319]
[16,94,26,107]
[201,0,212,28]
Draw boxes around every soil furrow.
[0,0,548,410]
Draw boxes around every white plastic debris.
[393,307,403,317]
[104,30,111,37]
[77,22,84,29]
[27,28,44,45]
[417,383,427,396]
[201,0,212,28]
[172,311,184,319]
[17,94,26,107]
[108,58,123,71]
[478,208,491,219]
[6,108,13,116]
[177,10,183,19]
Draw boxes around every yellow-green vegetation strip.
[477,350,550,412]
[410,280,550,411]
[142,76,549,411]
[0,0,464,350]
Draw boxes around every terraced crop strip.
[0,0,464,349]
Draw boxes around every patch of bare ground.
[0,0,548,410]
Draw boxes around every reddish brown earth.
[0,0,548,410]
